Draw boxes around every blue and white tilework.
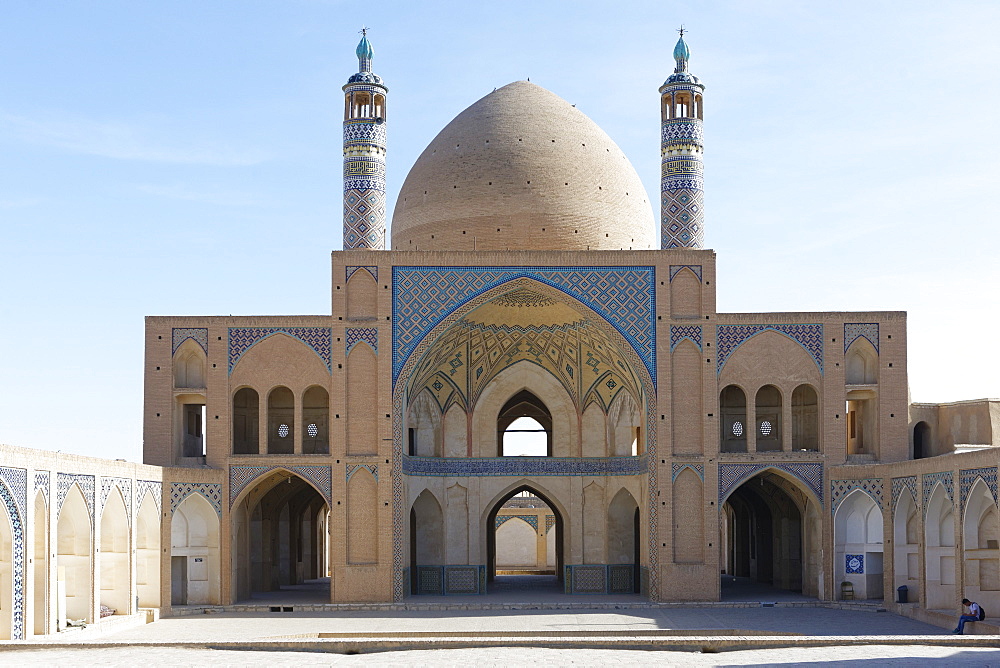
[891,476,918,512]
[346,464,378,482]
[670,325,702,352]
[403,456,646,477]
[960,467,998,513]
[0,471,25,639]
[170,482,223,516]
[99,477,133,520]
[716,324,824,374]
[719,463,824,506]
[136,480,162,513]
[845,554,864,574]
[545,514,556,533]
[922,471,954,519]
[671,463,704,481]
[844,323,879,354]
[346,327,378,356]
[229,466,333,506]
[392,267,656,384]
[229,327,332,373]
[172,327,208,355]
[495,514,539,531]
[346,266,378,283]
[57,473,95,522]
[33,471,49,503]
[668,265,702,282]
[831,478,883,513]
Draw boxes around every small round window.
[732,421,743,437]
[306,423,319,438]
[760,420,772,437]
[277,424,290,438]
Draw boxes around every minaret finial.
[356,27,374,73]
[677,25,685,38]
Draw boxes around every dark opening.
[498,390,552,456]
[914,421,930,459]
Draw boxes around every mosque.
[0,31,998,640]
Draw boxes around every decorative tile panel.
[136,480,162,513]
[891,476,918,512]
[719,462,824,506]
[844,323,879,354]
[415,566,443,595]
[33,471,49,502]
[403,456,646,477]
[831,478,883,513]
[346,464,378,482]
[671,463,705,481]
[495,514,539,531]
[922,471,954,519]
[392,267,656,385]
[346,266,378,283]
[566,564,607,593]
[846,554,864,574]
[169,482,223,517]
[960,467,998,513]
[670,325,702,352]
[545,514,556,534]
[228,327,332,373]
[346,327,378,355]
[57,473,95,521]
[229,465,333,506]
[717,324,824,374]
[444,565,483,594]
[99,477,132,522]
[172,327,208,355]
[668,265,702,282]
[0,472,25,639]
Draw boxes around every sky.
[1,1,998,462]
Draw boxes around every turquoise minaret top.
[356,32,373,72]
[673,35,690,72]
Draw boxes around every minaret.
[660,28,705,249]
[342,29,388,249]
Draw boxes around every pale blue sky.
[1,1,998,462]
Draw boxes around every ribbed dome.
[390,81,655,251]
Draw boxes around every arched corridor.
[171,493,220,606]
[486,486,563,594]
[57,484,93,624]
[721,471,821,599]
[232,470,330,602]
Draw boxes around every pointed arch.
[173,337,207,389]
[608,391,641,456]
[32,490,48,636]
[171,493,220,606]
[673,468,704,563]
[607,487,640,566]
[924,483,956,609]
[846,337,879,385]
[347,343,378,455]
[670,265,702,318]
[346,266,378,321]
[0,482,17,640]
[347,467,378,564]
[57,483,92,623]
[482,479,568,584]
[135,490,160,608]
[406,388,441,457]
[893,489,919,603]
[99,487,130,615]
[964,478,1000,599]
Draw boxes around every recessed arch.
[232,386,260,455]
[846,338,879,385]
[135,490,160,608]
[173,338,207,389]
[0,485,15,639]
[834,489,883,600]
[893,489,920,603]
[482,480,568,587]
[963,478,1000,601]
[32,490,48,636]
[755,385,782,452]
[720,385,747,453]
[924,483,956,609]
[608,487,641,593]
[913,421,931,459]
[57,483,92,623]
[171,493,220,606]
[99,488,130,615]
[792,384,819,451]
[302,385,329,454]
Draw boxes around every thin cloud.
[0,111,269,166]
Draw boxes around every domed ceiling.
[406,288,643,413]
[390,81,655,252]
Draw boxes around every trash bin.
[897,585,908,603]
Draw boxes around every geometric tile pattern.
[660,110,704,250]
[346,464,378,482]
[402,456,647,477]
[34,471,49,503]
[392,266,657,384]
[229,465,333,507]
[346,327,378,356]
[415,566,443,595]
[342,90,387,250]
[495,514,539,531]
[891,476,918,513]
[671,462,705,481]
[444,565,484,595]
[169,482,223,517]
[718,462,824,506]
[172,327,208,355]
[670,325,702,352]
[960,467,998,513]
[346,266,378,283]
[831,478,883,513]
[846,554,864,574]
[57,472,95,522]
[844,323,879,354]
[716,324,824,375]
[0,470,25,639]
[136,480,162,513]
[228,327,333,373]
[100,476,133,518]
[545,514,556,533]
[669,265,703,282]
[343,187,386,250]
[566,564,607,593]
[922,471,954,519]
[608,564,635,594]
[662,187,704,249]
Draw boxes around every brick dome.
[390,81,655,251]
